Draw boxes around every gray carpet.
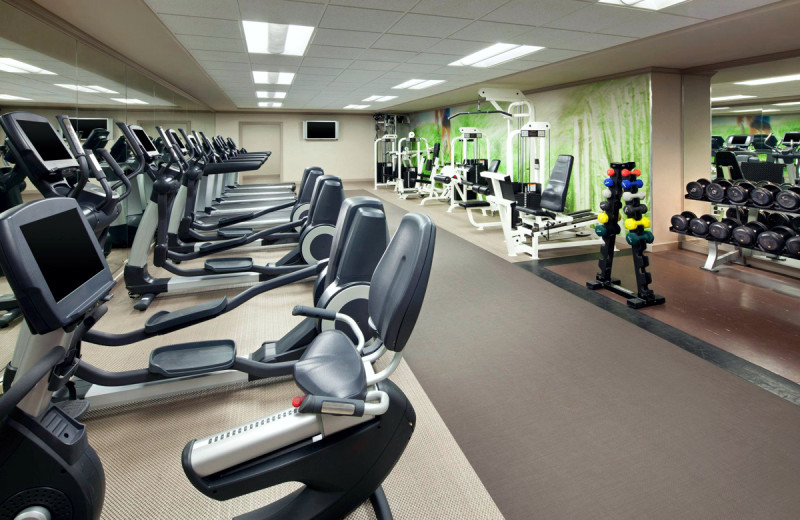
[371,194,800,520]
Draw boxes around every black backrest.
[714,151,744,180]
[741,162,785,184]
[540,155,573,212]
[297,168,324,205]
[306,175,344,227]
[498,176,516,202]
[369,213,435,352]
[488,159,500,173]
[711,136,725,151]
[326,197,388,287]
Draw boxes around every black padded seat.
[518,206,555,218]
[294,330,366,400]
[458,200,491,208]
[540,155,573,213]
[714,151,744,180]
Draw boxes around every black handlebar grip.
[291,305,338,321]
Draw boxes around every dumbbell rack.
[675,193,800,271]
[587,161,665,309]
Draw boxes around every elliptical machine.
[0,195,435,520]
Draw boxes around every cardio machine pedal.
[149,340,236,377]
[204,257,254,273]
[217,227,253,239]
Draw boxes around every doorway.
[239,122,282,182]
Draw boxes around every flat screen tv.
[303,121,338,140]
[68,118,112,139]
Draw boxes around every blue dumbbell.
[622,179,644,190]
[603,178,615,188]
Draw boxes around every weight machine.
[396,131,430,199]
[374,134,397,189]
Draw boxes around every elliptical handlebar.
[116,121,145,159]
[55,115,90,199]
[95,148,134,202]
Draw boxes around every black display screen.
[133,128,157,153]
[783,132,800,144]
[69,119,109,138]
[17,120,72,162]
[21,209,104,302]
[305,121,337,140]
[170,130,186,151]
[730,135,749,145]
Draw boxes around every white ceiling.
[142,0,783,111]
[710,55,800,115]
[0,37,177,108]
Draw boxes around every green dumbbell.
[595,224,607,237]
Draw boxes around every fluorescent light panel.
[597,0,688,10]
[56,84,119,94]
[710,95,756,102]
[256,91,287,99]
[253,71,295,85]
[242,21,313,56]
[393,79,446,90]
[731,108,779,113]
[774,101,800,106]
[735,74,800,86]
[0,94,31,100]
[449,43,544,68]
[0,58,55,75]
[258,101,282,107]
[363,95,397,102]
[111,98,148,104]
[87,85,118,94]
[344,104,370,109]
[710,107,729,110]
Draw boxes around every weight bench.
[483,155,603,259]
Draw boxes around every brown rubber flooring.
[548,249,800,384]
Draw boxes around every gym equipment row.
[588,162,664,309]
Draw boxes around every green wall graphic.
[712,113,800,140]
[409,74,652,215]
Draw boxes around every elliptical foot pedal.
[149,340,236,377]
[217,227,253,239]
[54,399,90,420]
[204,257,254,273]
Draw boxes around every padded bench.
[458,200,491,209]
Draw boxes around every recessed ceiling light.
[710,95,756,102]
[710,107,730,110]
[394,79,445,90]
[774,101,800,106]
[597,0,689,11]
[256,91,287,99]
[111,98,148,104]
[55,84,99,93]
[258,101,283,108]
[409,79,445,90]
[242,21,314,56]
[344,104,370,109]
[363,95,398,102]
[735,74,800,86]
[253,71,295,85]
[0,58,55,75]
[0,94,31,100]
[86,85,119,94]
[449,43,544,68]
[731,108,779,113]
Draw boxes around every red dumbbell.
[606,168,615,177]
[621,169,631,177]
[631,169,642,177]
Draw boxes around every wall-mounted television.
[68,118,112,139]
[303,120,338,140]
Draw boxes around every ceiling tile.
[546,4,700,38]
[190,49,249,63]
[249,54,303,68]
[515,27,596,49]
[449,21,535,43]
[312,28,381,48]
[393,63,441,73]
[144,0,239,20]
[306,45,363,59]
[411,0,509,20]
[599,12,699,39]
[336,69,385,82]
[358,48,418,62]
[482,0,587,27]
[330,0,418,11]
[427,39,490,56]
[176,34,245,52]
[664,0,781,20]
[200,60,251,71]
[349,60,398,71]
[387,13,471,37]
[567,32,636,52]
[301,56,353,69]
[237,0,325,26]
[159,14,241,38]
[402,54,458,67]
[372,34,441,52]
[528,48,586,63]
[319,6,403,32]
[298,66,346,75]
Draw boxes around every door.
[240,122,282,181]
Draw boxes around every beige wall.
[214,112,375,183]
[681,74,714,252]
